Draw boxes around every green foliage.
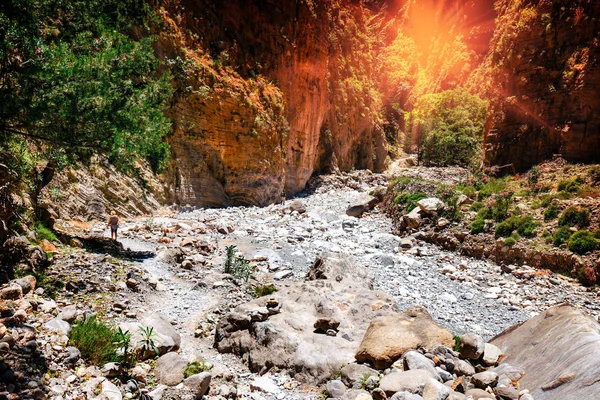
[567,230,598,255]
[503,236,517,247]
[394,192,427,212]
[470,217,485,234]
[557,176,585,193]
[558,207,590,228]
[224,245,237,274]
[489,191,513,222]
[516,215,537,237]
[470,201,484,212]
[35,223,57,242]
[407,88,488,167]
[69,316,118,365]
[0,0,173,173]
[453,335,461,352]
[527,166,540,187]
[114,327,134,368]
[495,215,537,238]
[184,361,212,378]
[223,245,253,282]
[477,178,508,200]
[136,326,159,358]
[589,166,600,184]
[495,219,516,237]
[540,194,556,208]
[553,227,573,247]
[543,203,560,221]
[252,284,278,298]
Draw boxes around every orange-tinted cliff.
[156,0,386,207]
[481,0,600,171]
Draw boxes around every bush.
[470,201,484,212]
[543,203,560,221]
[568,230,598,255]
[540,194,556,208]
[35,223,57,242]
[478,178,508,200]
[408,88,488,167]
[589,166,600,184]
[495,218,516,237]
[557,176,584,193]
[504,236,517,247]
[495,215,537,238]
[527,166,540,186]
[490,191,513,222]
[394,192,427,212]
[223,245,253,282]
[69,316,119,365]
[471,218,485,234]
[558,206,590,228]
[516,215,537,237]
[553,227,573,247]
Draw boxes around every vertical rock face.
[483,0,600,171]
[157,0,385,207]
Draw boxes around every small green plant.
[35,223,57,242]
[589,166,600,184]
[69,316,119,365]
[453,335,461,352]
[114,327,134,368]
[503,236,517,247]
[137,326,159,358]
[543,203,560,221]
[184,361,212,378]
[495,219,515,237]
[224,246,253,282]
[224,245,237,274]
[470,201,484,212]
[516,215,537,237]
[394,192,427,211]
[471,217,485,234]
[568,230,598,255]
[477,178,508,199]
[252,283,278,298]
[558,176,584,193]
[553,227,573,247]
[527,166,540,186]
[558,206,590,228]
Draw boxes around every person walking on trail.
[107,211,119,241]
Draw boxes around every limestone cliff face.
[156,0,385,207]
[482,0,600,171]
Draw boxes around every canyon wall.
[156,0,386,207]
[481,0,600,172]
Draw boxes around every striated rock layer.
[482,0,600,171]
[156,0,386,207]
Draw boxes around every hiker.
[280,190,286,205]
[107,211,119,241]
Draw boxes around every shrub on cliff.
[0,0,173,174]
[406,88,487,167]
[568,230,598,255]
[558,207,590,228]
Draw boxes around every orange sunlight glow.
[386,0,497,98]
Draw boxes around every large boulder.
[119,312,181,359]
[355,306,454,369]
[490,304,600,400]
[214,253,397,383]
[0,236,48,284]
[155,352,188,386]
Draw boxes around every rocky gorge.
[1,170,599,399]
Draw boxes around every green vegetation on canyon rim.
[0,0,173,175]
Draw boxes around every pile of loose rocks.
[325,330,533,400]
